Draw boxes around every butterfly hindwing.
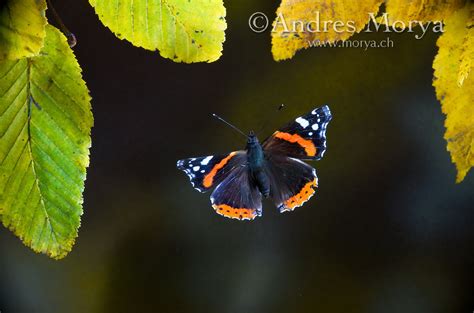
[264,154,318,212]
[210,164,262,220]
[177,151,246,192]
[262,105,332,160]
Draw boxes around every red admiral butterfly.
[177,105,332,220]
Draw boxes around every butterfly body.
[177,105,332,220]
[246,132,270,198]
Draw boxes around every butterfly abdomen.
[247,135,270,198]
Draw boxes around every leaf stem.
[46,0,77,47]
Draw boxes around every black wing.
[177,151,246,192]
[264,154,318,212]
[262,105,332,160]
[211,164,262,220]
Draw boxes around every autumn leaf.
[0,25,93,259]
[271,0,384,61]
[433,3,474,182]
[384,0,466,25]
[88,0,227,63]
[0,0,47,60]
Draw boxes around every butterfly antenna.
[212,113,247,138]
[257,104,285,135]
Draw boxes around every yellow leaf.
[458,13,473,87]
[0,0,47,60]
[88,0,226,63]
[385,0,466,24]
[271,0,384,61]
[433,3,474,182]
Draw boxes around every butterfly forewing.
[262,105,332,160]
[177,151,246,192]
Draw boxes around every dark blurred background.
[1,1,474,312]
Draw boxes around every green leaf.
[0,0,47,60]
[0,25,93,259]
[88,0,226,63]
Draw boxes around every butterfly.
[177,105,332,220]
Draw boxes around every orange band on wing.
[274,132,317,156]
[282,178,318,212]
[203,152,236,188]
[212,204,257,220]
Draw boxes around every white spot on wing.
[295,117,309,128]
[311,123,319,130]
[201,156,213,165]
[193,166,200,171]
